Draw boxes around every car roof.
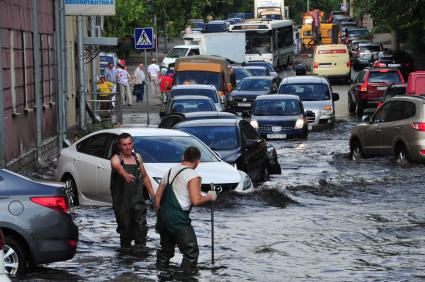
[183,111,239,119]
[390,95,425,103]
[172,95,214,100]
[241,76,273,80]
[358,42,380,47]
[368,68,400,73]
[351,39,370,44]
[171,84,217,91]
[256,94,300,101]
[208,20,226,24]
[175,118,240,128]
[281,76,328,84]
[244,66,267,70]
[85,128,191,137]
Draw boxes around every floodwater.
[20,75,425,281]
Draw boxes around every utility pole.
[77,16,86,130]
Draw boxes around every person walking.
[116,60,133,106]
[148,58,161,102]
[110,133,155,248]
[97,75,113,110]
[155,147,217,274]
[133,64,146,103]
[105,62,117,84]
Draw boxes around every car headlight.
[153,177,162,184]
[243,174,252,190]
[322,105,333,115]
[250,119,259,129]
[295,118,304,129]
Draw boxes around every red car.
[348,68,405,117]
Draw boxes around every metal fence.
[86,91,122,126]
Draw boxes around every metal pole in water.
[210,183,215,265]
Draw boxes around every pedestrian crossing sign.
[134,27,154,49]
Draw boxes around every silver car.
[350,96,425,165]
[277,76,339,130]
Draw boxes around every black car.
[158,111,239,129]
[0,169,78,276]
[381,83,407,104]
[228,76,282,111]
[174,119,281,182]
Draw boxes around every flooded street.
[21,79,425,281]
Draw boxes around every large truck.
[161,32,245,68]
[254,0,287,20]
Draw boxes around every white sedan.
[55,128,253,206]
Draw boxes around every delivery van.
[312,44,350,82]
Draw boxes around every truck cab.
[162,45,200,69]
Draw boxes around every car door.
[362,102,392,155]
[239,120,267,181]
[351,70,365,103]
[74,133,111,202]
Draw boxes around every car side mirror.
[245,139,259,149]
[332,93,340,101]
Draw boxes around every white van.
[312,44,351,83]
[162,45,200,68]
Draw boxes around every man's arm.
[111,155,134,183]
[188,177,213,206]
[154,182,165,212]
[139,161,155,198]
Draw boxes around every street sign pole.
[144,49,150,126]
[134,27,154,127]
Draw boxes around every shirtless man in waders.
[155,146,217,274]
[111,133,155,248]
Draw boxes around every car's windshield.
[234,68,252,83]
[278,83,331,101]
[254,99,301,116]
[369,71,402,83]
[247,68,267,76]
[360,45,380,52]
[178,126,239,150]
[191,22,204,29]
[166,48,189,59]
[237,79,272,91]
[245,30,272,54]
[174,71,222,89]
[171,99,216,113]
[349,29,368,36]
[133,136,218,163]
[171,88,218,103]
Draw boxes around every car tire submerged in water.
[394,144,411,167]
[350,140,364,161]
[262,161,270,182]
[63,176,79,206]
[4,235,28,276]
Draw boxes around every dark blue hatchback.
[250,94,308,139]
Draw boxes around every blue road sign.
[134,27,154,49]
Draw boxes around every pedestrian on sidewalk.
[116,60,133,106]
[148,58,161,102]
[97,75,113,110]
[105,62,118,94]
[155,146,217,274]
[110,133,155,248]
[133,64,146,103]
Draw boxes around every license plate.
[267,134,286,139]
[308,124,313,130]
[377,86,387,90]
[388,64,401,68]
[237,102,251,107]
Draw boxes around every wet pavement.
[20,70,425,281]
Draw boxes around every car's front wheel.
[63,175,79,206]
[4,235,28,276]
[350,140,364,161]
[394,144,410,167]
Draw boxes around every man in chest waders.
[110,133,155,248]
[155,146,217,274]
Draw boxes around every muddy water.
[20,115,425,281]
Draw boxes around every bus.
[229,19,295,69]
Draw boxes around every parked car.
[327,11,345,23]
[228,76,281,111]
[0,169,78,276]
[332,15,355,25]
[250,94,308,139]
[174,119,281,182]
[244,61,278,77]
[278,76,339,130]
[348,68,405,117]
[406,71,425,96]
[352,42,382,70]
[371,50,400,68]
[312,44,351,83]
[243,66,270,77]
[377,83,407,108]
[340,22,358,42]
[345,27,370,45]
[162,95,218,117]
[350,96,425,165]
[165,84,223,111]
[55,128,254,205]
[158,111,239,129]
